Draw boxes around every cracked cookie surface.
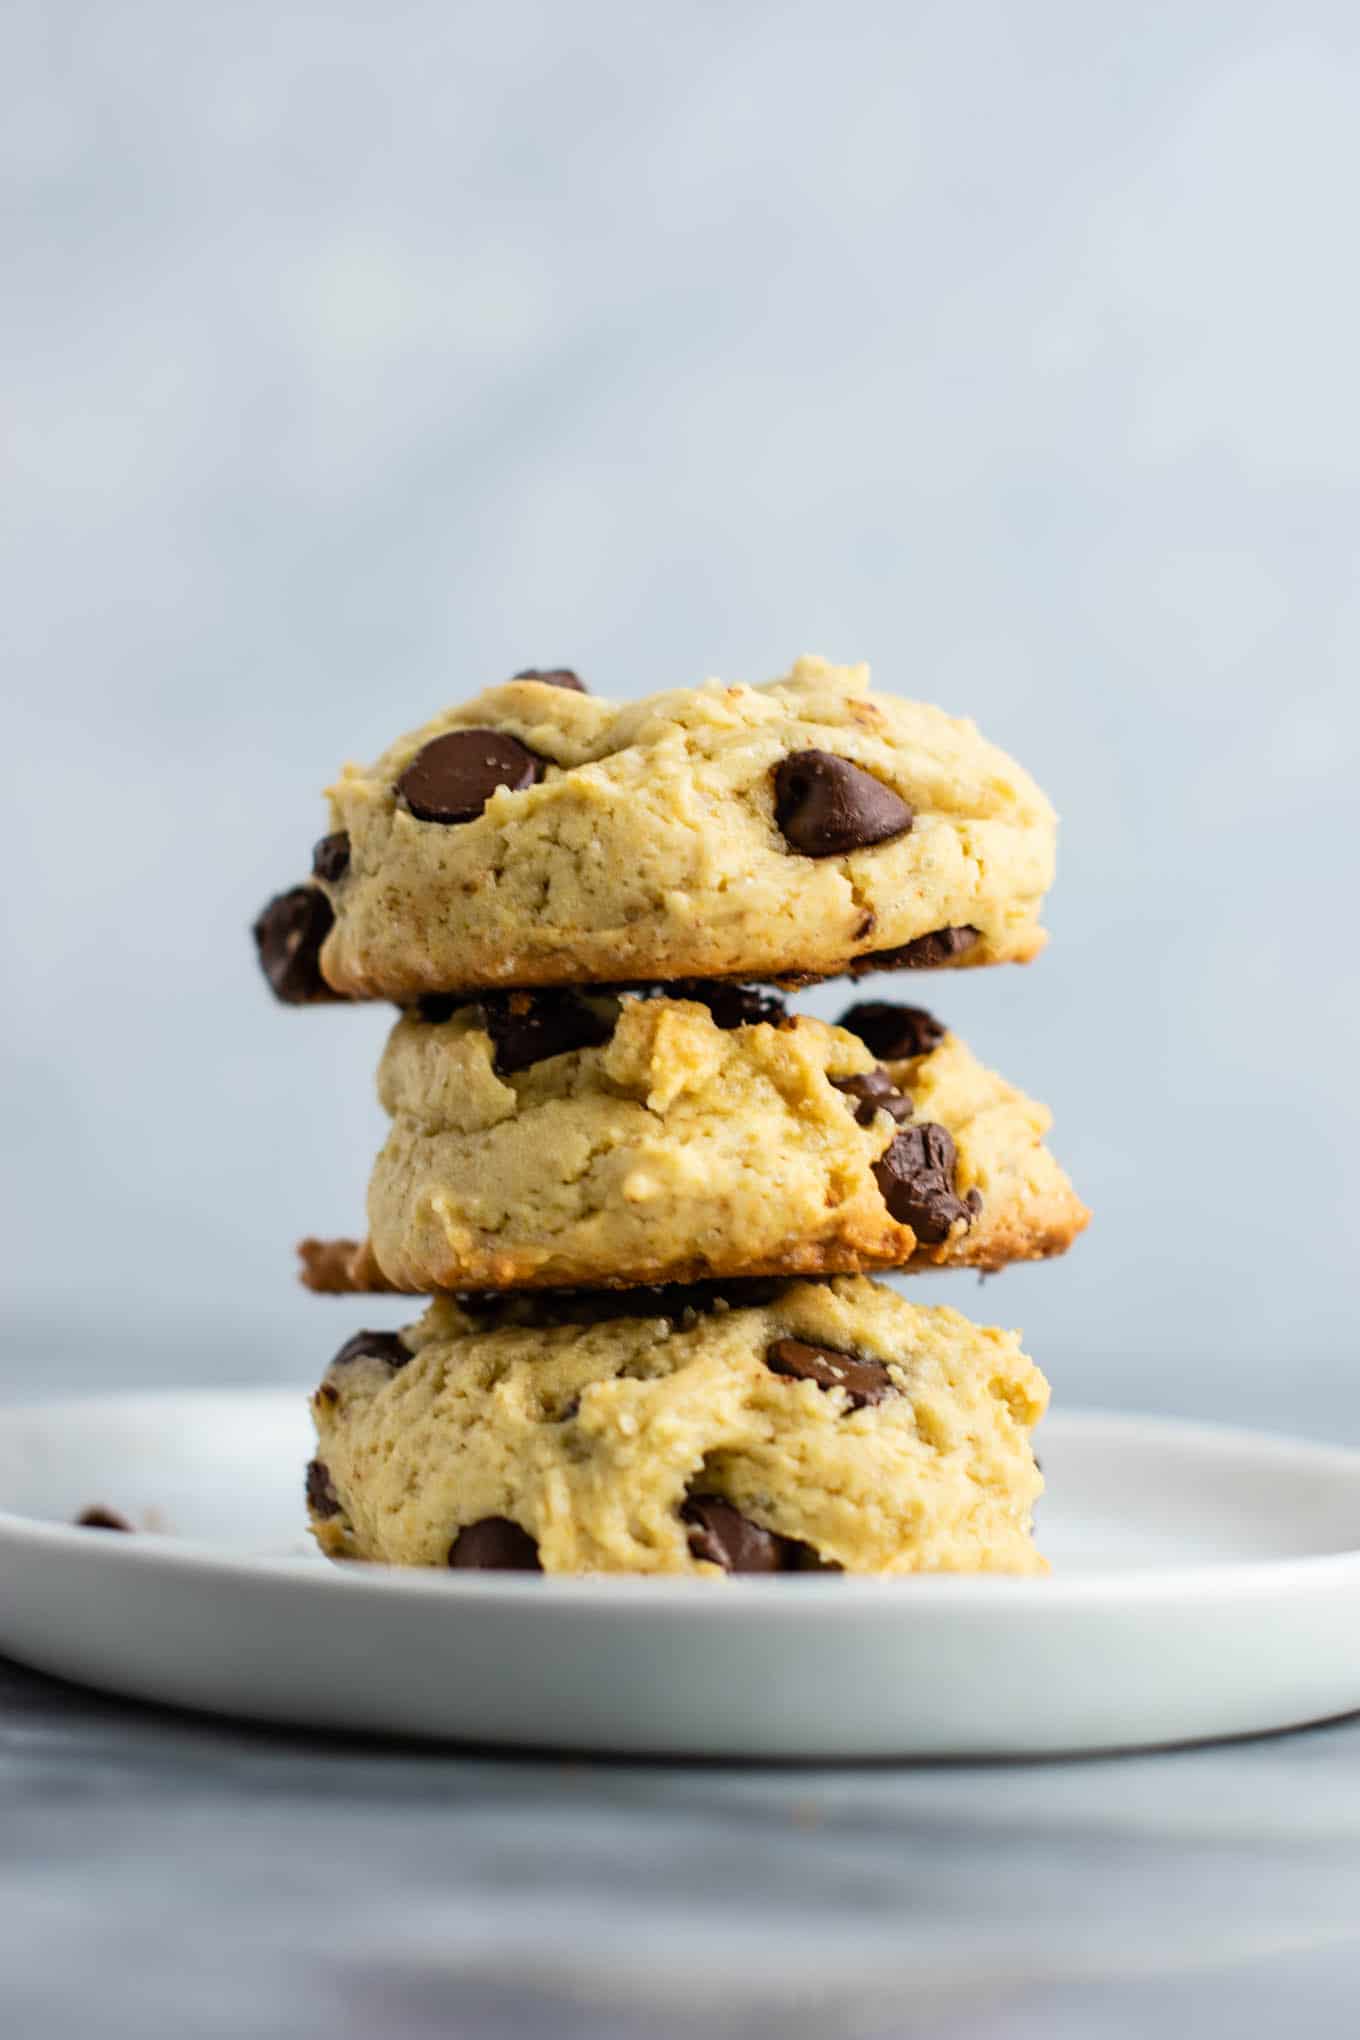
[276,656,1055,1003]
[299,991,1087,1292]
[306,1276,1047,1575]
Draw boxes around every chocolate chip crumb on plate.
[3,1387,1360,1755]
[74,1505,133,1532]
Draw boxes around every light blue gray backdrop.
[3,2,1357,1423]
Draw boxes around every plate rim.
[2,1388,1359,1612]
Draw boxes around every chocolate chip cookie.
[298,990,1087,1293]
[256,657,1056,1004]
[306,1276,1048,1575]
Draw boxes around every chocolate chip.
[766,1337,895,1409]
[838,1000,945,1061]
[681,1495,789,1573]
[849,926,980,974]
[448,1518,542,1571]
[331,1329,410,1372]
[513,667,588,693]
[397,729,542,824]
[306,1460,341,1520]
[681,1496,835,1574]
[252,886,338,1004]
[75,1506,132,1532]
[832,1067,913,1127]
[480,989,613,1074]
[453,1291,524,1321]
[311,832,350,883]
[873,1122,975,1244]
[794,1548,844,1573]
[416,994,461,1024]
[658,980,788,1029]
[456,1278,788,1330]
[966,1187,984,1215]
[772,751,913,857]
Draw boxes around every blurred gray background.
[3,0,1357,1420]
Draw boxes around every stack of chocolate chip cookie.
[255,656,1086,1577]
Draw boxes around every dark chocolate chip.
[453,1290,526,1320]
[306,1459,341,1520]
[331,1329,410,1372]
[75,1506,132,1532]
[311,832,351,883]
[455,1278,788,1330]
[680,1496,834,1573]
[765,1337,895,1409]
[849,926,980,974]
[480,989,613,1074]
[252,886,338,1005]
[832,1067,913,1127]
[837,1001,945,1061]
[397,728,541,824]
[772,751,913,857]
[681,1495,789,1573]
[448,1517,542,1571]
[873,1121,975,1244]
[792,1546,844,1573]
[966,1187,984,1215]
[512,667,588,693]
[658,980,788,1029]
[417,993,461,1024]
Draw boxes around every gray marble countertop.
[4,1647,1360,2039]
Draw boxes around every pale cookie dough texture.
[307,657,1057,1001]
[306,1277,1048,1576]
[299,993,1088,1293]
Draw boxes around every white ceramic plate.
[2,1388,1359,1757]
